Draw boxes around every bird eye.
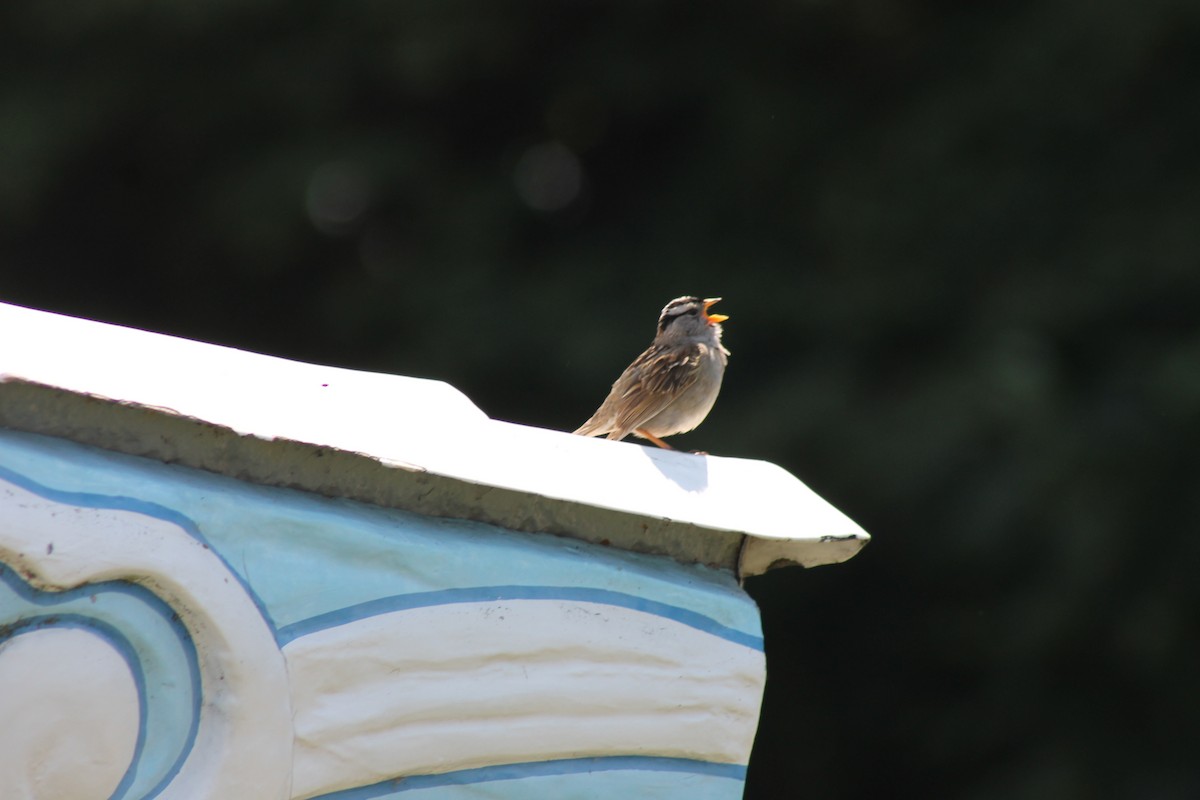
[684,307,698,315]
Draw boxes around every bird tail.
[574,418,630,441]
[572,418,606,437]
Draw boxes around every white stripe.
[284,599,765,800]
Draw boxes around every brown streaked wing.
[609,342,703,436]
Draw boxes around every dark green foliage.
[3,1,1198,796]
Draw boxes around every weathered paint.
[1,430,763,799]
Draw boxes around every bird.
[573,295,730,450]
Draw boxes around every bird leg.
[635,429,675,450]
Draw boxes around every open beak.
[703,297,729,324]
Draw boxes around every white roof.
[0,302,867,577]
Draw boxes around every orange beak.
[703,297,729,324]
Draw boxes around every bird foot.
[634,429,709,455]
[635,429,675,450]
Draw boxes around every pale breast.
[639,344,727,437]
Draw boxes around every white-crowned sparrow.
[573,295,730,450]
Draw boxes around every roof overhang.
[0,302,868,578]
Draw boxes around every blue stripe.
[0,462,278,631]
[0,464,241,800]
[0,567,201,800]
[0,615,148,800]
[314,756,748,798]
[275,585,764,651]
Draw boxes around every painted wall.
[0,428,766,799]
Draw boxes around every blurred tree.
[2,0,1198,796]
